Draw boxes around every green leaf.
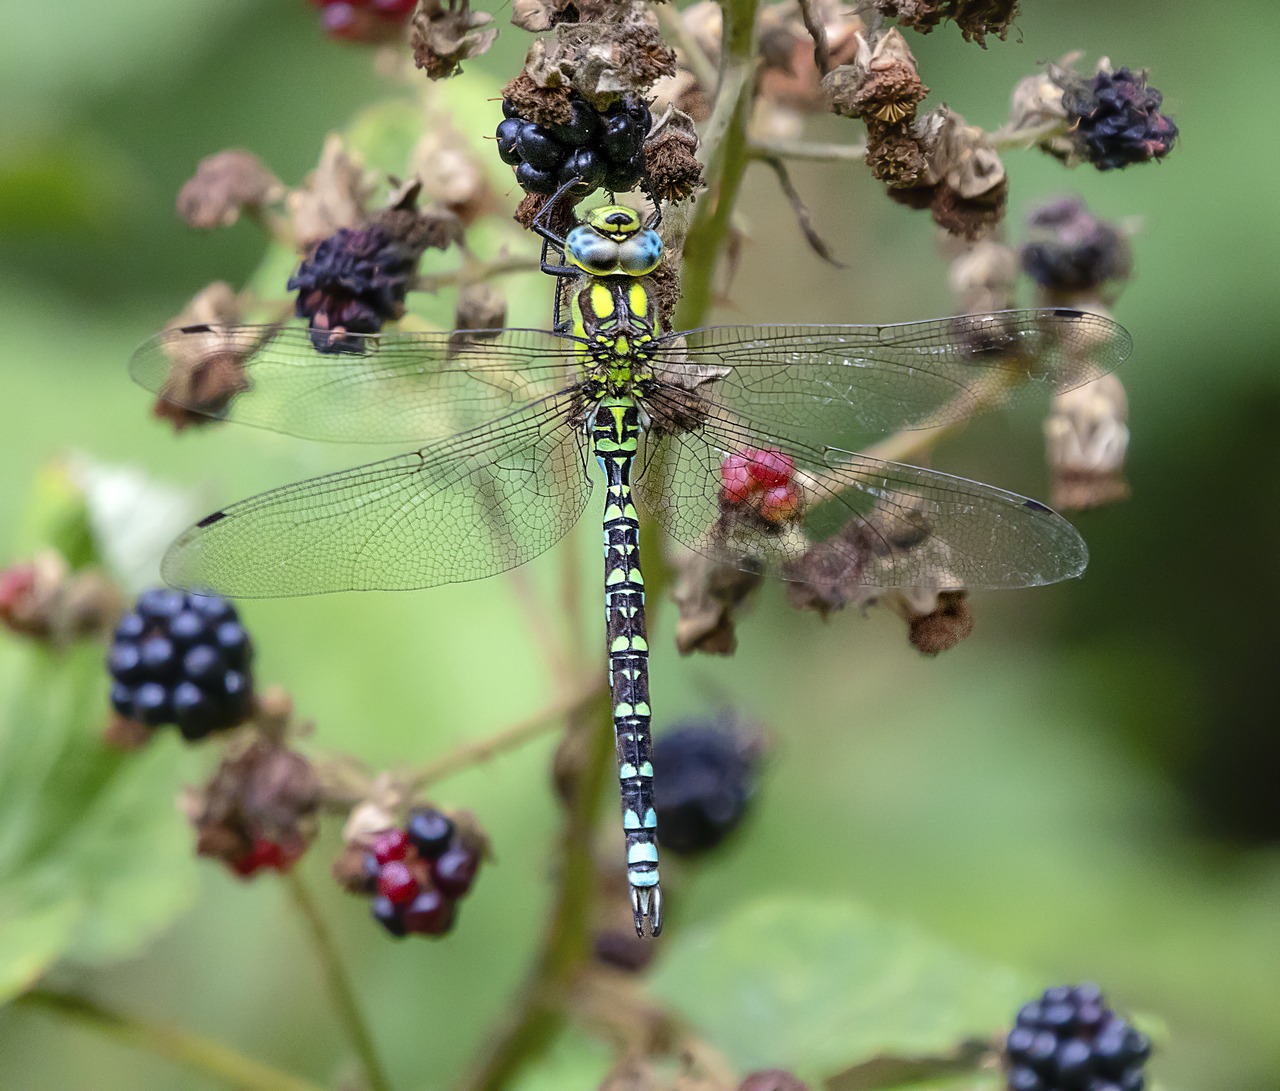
[0,643,198,1003]
[647,897,1031,1084]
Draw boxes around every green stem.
[15,988,327,1091]
[282,871,395,1091]
[455,682,614,1091]
[673,0,763,330]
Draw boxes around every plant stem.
[408,676,606,791]
[455,683,614,1091]
[412,254,540,293]
[281,871,394,1091]
[748,136,867,161]
[15,988,327,1091]
[673,0,763,331]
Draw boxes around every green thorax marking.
[571,276,661,398]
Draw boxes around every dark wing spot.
[1051,308,1084,318]
[196,510,229,528]
[1022,499,1052,514]
[179,323,214,334]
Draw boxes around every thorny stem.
[407,675,606,792]
[673,0,764,330]
[457,683,615,1091]
[281,871,394,1091]
[15,988,327,1091]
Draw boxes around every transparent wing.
[633,391,1086,591]
[163,394,591,597]
[650,309,1131,450]
[132,323,586,444]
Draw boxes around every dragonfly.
[132,196,1131,936]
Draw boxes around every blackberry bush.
[1005,983,1151,1091]
[495,94,652,198]
[107,587,254,740]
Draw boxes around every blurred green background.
[2,0,1278,1088]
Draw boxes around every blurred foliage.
[2,1,1279,1090]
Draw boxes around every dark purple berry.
[600,113,642,163]
[514,161,557,195]
[558,147,606,193]
[173,681,216,739]
[406,808,454,858]
[132,682,172,725]
[139,635,177,677]
[222,670,251,711]
[136,588,185,620]
[114,613,146,642]
[189,594,235,622]
[432,846,479,897]
[501,97,519,119]
[403,888,455,935]
[107,642,143,683]
[109,682,134,717]
[546,99,601,148]
[515,125,566,172]
[1007,1069,1044,1091]
[652,720,758,855]
[495,118,523,165]
[371,895,407,937]
[183,643,223,683]
[214,621,250,663]
[168,610,206,646]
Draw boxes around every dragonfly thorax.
[565,206,663,278]
[572,276,660,397]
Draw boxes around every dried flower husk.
[876,0,1020,47]
[823,29,927,124]
[184,734,322,873]
[889,589,975,655]
[671,546,764,655]
[642,106,703,203]
[0,551,123,646]
[1044,371,1130,511]
[948,238,1018,313]
[286,134,379,247]
[176,149,285,231]
[521,5,676,101]
[153,282,251,432]
[411,0,498,80]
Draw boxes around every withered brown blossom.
[1044,372,1130,512]
[671,548,763,655]
[183,730,322,875]
[898,589,974,655]
[286,134,379,247]
[876,0,1021,47]
[176,149,285,231]
[0,552,123,646]
[152,282,251,432]
[410,0,497,80]
[823,29,927,125]
[641,107,703,203]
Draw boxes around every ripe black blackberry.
[495,94,651,198]
[107,588,254,741]
[1061,67,1177,171]
[651,719,760,855]
[359,807,481,938]
[1005,983,1151,1091]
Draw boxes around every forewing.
[163,394,591,597]
[633,394,1087,591]
[132,323,582,444]
[651,310,1131,450]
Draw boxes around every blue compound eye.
[617,229,663,275]
[566,225,622,275]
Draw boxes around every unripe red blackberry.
[1005,984,1151,1091]
[358,810,482,938]
[107,588,254,740]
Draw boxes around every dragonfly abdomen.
[591,396,661,936]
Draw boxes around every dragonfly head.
[566,205,663,278]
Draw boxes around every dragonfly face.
[132,197,1133,935]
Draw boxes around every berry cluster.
[652,721,759,855]
[289,225,419,353]
[309,0,415,43]
[1063,68,1177,172]
[1006,984,1151,1091]
[495,94,651,198]
[108,589,253,741]
[1021,197,1131,295]
[720,447,803,527]
[362,809,481,937]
